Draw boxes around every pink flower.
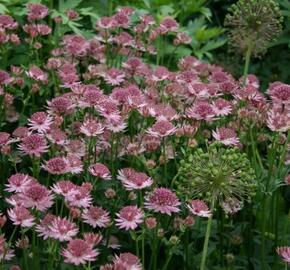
[65,185,92,208]
[277,246,290,264]
[145,188,181,215]
[18,134,48,157]
[187,200,211,218]
[212,127,240,146]
[96,16,117,29]
[42,157,69,175]
[7,206,34,227]
[212,98,232,116]
[147,117,176,138]
[83,232,103,247]
[26,66,48,83]
[46,128,67,145]
[63,35,89,56]
[66,155,83,174]
[0,15,18,30]
[0,236,14,261]
[0,132,12,146]
[27,3,49,21]
[49,216,78,242]
[159,17,179,33]
[88,163,111,180]
[35,214,57,239]
[267,109,290,132]
[62,239,99,265]
[82,206,111,228]
[28,112,52,134]
[20,184,54,212]
[117,168,153,190]
[186,101,216,122]
[113,252,142,270]
[80,118,104,137]
[103,68,125,86]
[267,82,290,104]
[47,96,74,115]
[221,198,243,214]
[65,139,86,157]
[115,205,144,231]
[51,180,76,197]
[5,173,32,193]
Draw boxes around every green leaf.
[0,3,9,13]
[59,0,83,12]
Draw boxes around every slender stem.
[243,46,252,86]
[162,252,173,270]
[200,197,215,270]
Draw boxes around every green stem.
[200,197,215,270]
[243,46,252,86]
[162,252,173,270]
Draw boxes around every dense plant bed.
[0,2,289,270]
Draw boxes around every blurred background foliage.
[0,0,290,88]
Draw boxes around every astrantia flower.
[88,163,111,180]
[178,143,256,204]
[267,82,290,105]
[51,180,76,197]
[103,68,125,86]
[221,197,243,214]
[18,134,48,157]
[0,236,14,261]
[82,206,111,228]
[42,157,69,175]
[187,200,211,218]
[113,252,142,270]
[186,101,216,122]
[35,214,57,239]
[147,117,176,138]
[212,127,240,146]
[20,184,54,212]
[47,96,74,115]
[115,205,144,230]
[212,98,233,116]
[28,112,52,134]
[5,173,32,193]
[66,154,83,174]
[7,206,35,227]
[27,3,49,21]
[65,185,92,208]
[62,239,99,265]
[80,118,104,137]
[49,217,78,242]
[267,109,290,132]
[277,246,290,264]
[83,232,103,247]
[145,188,181,215]
[117,168,153,190]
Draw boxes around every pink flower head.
[212,98,233,116]
[27,3,49,21]
[20,184,54,212]
[47,96,74,115]
[159,17,179,33]
[18,134,48,157]
[46,128,67,145]
[0,236,14,261]
[147,117,176,138]
[103,68,125,86]
[65,139,86,157]
[268,82,290,105]
[221,197,243,215]
[42,157,69,175]
[187,200,211,218]
[113,252,142,270]
[49,216,78,242]
[12,127,30,139]
[51,180,76,196]
[65,185,92,208]
[115,205,144,231]
[151,66,170,81]
[277,246,290,264]
[0,15,18,30]
[88,163,111,180]
[63,35,89,56]
[117,168,153,190]
[174,32,192,45]
[96,16,117,29]
[145,188,181,215]
[186,101,216,122]
[0,132,12,146]
[62,239,99,265]
[7,206,34,227]
[212,127,240,146]
[113,11,130,28]
[5,173,32,193]
[35,214,57,239]
[26,66,48,83]
[267,109,290,132]
[28,111,52,134]
[82,206,111,228]
[80,118,104,137]
[66,155,83,174]
[83,232,103,247]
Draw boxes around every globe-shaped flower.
[225,0,283,57]
[177,143,256,207]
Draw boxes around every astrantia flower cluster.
[0,2,288,270]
